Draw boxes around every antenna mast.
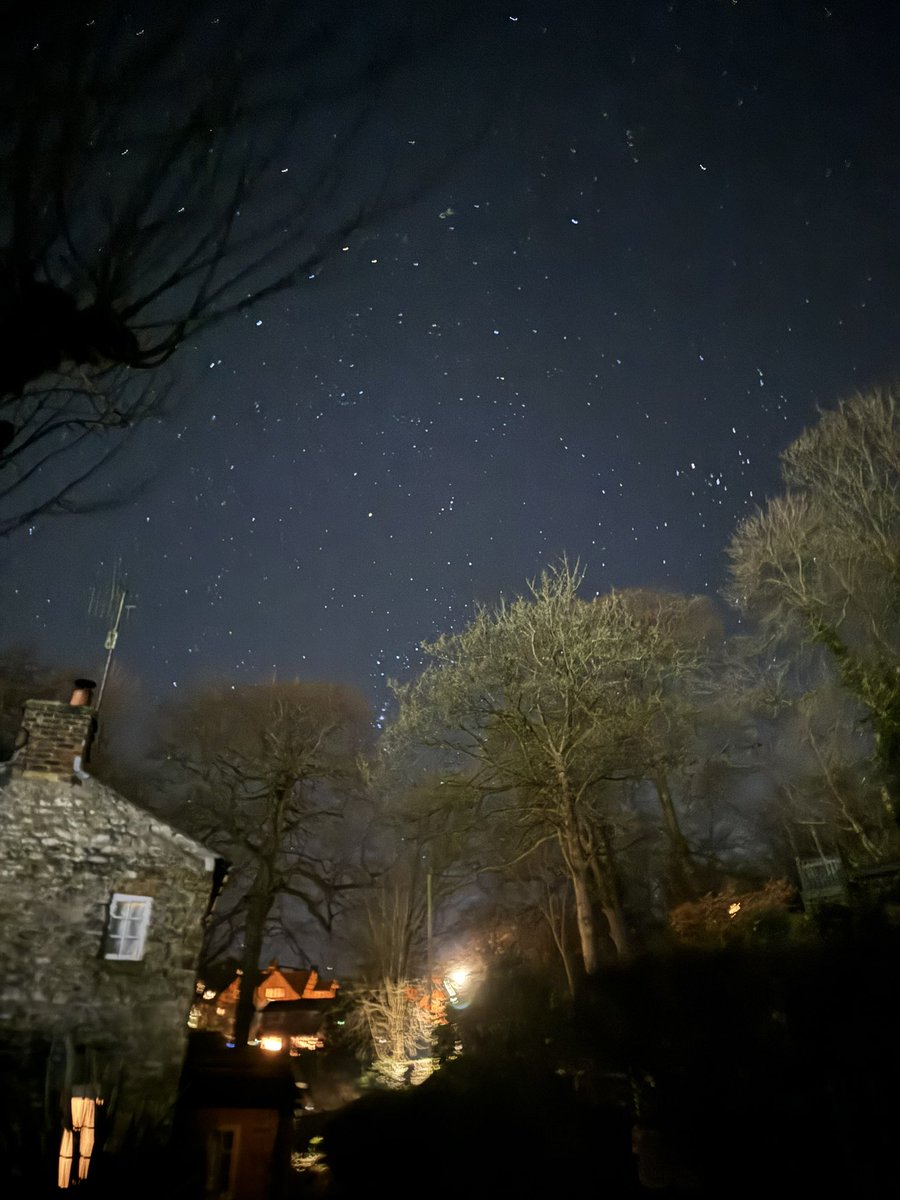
[88,562,135,712]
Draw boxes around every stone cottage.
[0,681,223,1191]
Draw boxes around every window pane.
[104,894,152,961]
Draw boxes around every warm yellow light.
[290,1035,321,1053]
[448,968,469,987]
[59,1096,99,1188]
[259,1036,284,1052]
[58,1129,74,1189]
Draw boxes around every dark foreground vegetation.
[5,905,899,1198]
[298,914,900,1199]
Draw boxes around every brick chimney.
[11,678,98,782]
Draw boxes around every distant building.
[178,964,340,1197]
[0,681,224,1190]
[193,960,341,1053]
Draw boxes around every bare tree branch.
[147,678,374,1045]
[726,386,900,806]
[1,1,489,531]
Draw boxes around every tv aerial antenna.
[88,561,136,712]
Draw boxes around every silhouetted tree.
[150,679,374,1048]
[0,644,75,759]
[1,0,487,533]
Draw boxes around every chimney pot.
[70,678,97,707]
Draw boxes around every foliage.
[384,559,724,974]
[339,978,434,1087]
[668,878,797,947]
[334,857,432,1083]
[726,386,900,806]
[767,680,900,867]
[385,560,633,972]
[320,930,900,1197]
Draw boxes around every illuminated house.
[194,960,340,1053]
[0,682,223,1190]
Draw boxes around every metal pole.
[96,589,127,712]
[426,871,433,1014]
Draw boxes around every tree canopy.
[151,678,374,1045]
[726,386,900,808]
[384,560,724,976]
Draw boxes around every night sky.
[2,1,898,734]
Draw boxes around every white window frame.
[103,893,153,961]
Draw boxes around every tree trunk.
[592,825,632,961]
[541,884,577,996]
[653,770,702,902]
[556,770,608,975]
[233,885,271,1048]
[569,857,602,976]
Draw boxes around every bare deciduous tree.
[0,644,77,758]
[340,861,436,1086]
[385,562,727,973]
[588,587,724,903]
[384,560,642,973]
[1,1,485,532]
[334,763,487,1079]
[763,679,898,868]
[150,679,373,1048]
[726,386,900,808]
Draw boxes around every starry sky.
[2,0,898,735]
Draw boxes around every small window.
[103,894,153,961]
[265,986,286,999]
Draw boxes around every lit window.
[291,1034,321,1052]
[103,894,153,961]
[58,1092,102,1188]
[265,986,286,999]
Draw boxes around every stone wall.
[0,768,216,1161]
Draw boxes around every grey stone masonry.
[0,763,218,1157]
[11,699,97,781]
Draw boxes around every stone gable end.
[0,769,217,1153]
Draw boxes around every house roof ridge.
[0,770,218,873]
[88,776,218,871]
[87,776,218,871]
[146,817,218,872]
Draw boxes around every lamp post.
[426,870,433,1015]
